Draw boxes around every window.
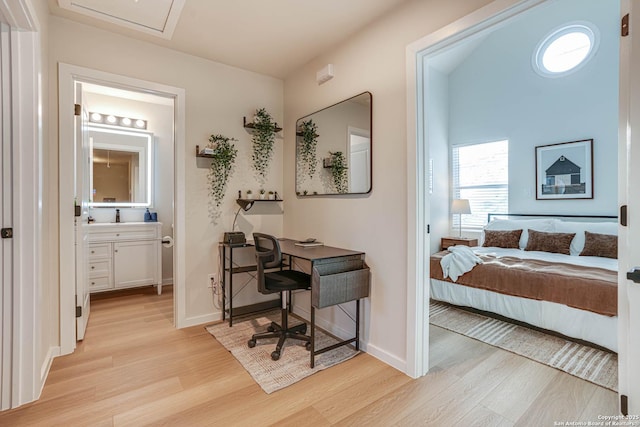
[452,140,508,230]
[533,23,598,77]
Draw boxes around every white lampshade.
[451,199,471,215]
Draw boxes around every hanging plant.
[251,108,277,181]
[298,119,318,179]
[207,134,238,222]
[329,151,348,194]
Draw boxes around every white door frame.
[58,64,186,355]
[0,0,43,408]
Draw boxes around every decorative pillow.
[554,221,618,256]
[524,229,575,255]
[580,231,617,259]
[482,229,523,249]
[482,218,558,249]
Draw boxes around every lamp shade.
[451,199,471,215]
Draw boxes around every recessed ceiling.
[49,0,411,78]
[57,0,185,39]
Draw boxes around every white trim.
[39,346,60,389]
[9,4,42,407]
[364,343,406,373]
[405,0,547,378]
[58,64,186,354]
[180,313,219,329]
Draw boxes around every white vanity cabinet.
[84,222,163,295]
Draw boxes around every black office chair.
[247,233,311,360]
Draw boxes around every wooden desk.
[278,239,369,368]
[221,238,370,368]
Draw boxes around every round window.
[534,23,598,77]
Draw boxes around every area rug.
[206,311,360,393]
[429,301,618,391]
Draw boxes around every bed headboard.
[487,213,617,223]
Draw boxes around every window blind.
[452,140,509,230]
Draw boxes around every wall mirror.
[88,125,154,207]
[296,91,372,196]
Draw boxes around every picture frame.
[535,139,593,200]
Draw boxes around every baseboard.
[181,311,222,328]
[38,346,60,398]
[364,343,406,373]
[293,305,407,374]
[162,278,173,286]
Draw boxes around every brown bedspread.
[430,251,617,317]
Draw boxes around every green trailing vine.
[329,151,348,193]
[298,119,318,179]
[207,134,238,222]
[251,108,277,181]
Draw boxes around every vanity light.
[89,112,147,130]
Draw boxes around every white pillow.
[482,218,558,249]
[554,221,618,256]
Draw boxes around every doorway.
[58,64,187,355]
[406,0,624,386]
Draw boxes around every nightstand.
[441,237,478,251]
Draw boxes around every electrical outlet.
[208,274,217,291]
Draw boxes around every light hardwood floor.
[0,287,618,426]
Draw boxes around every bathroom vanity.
[84,222,163,295]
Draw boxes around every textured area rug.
[429,301,618,391]
[206,312,359,394]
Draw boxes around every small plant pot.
[268,194,275,200]
[260,194,266,200]
[246,194,254,200]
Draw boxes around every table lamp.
[451,199,471,237]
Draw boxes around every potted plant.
[298,119,318,179]
[268,191,275,200]
[251,108,278,182]
[246,190,253,199]
[329,151,348,194]
[207,134,238,223]
[259,189,266,199]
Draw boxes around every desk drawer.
[312,263,370,309]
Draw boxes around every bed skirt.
[430,278,617,353]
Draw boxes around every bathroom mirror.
[88,125,154,207]
[295,91,372,196]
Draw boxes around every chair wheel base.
[305,342,312,351]
[247,339,256,348]
[271,351,281,361]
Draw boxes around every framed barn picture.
[535,139,593,200]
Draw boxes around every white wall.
[82,92,175,284]
[47,16,284,328]
[448,0,619,217]
[283,0,493,370]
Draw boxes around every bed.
[430,214,619,352]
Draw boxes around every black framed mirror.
[295,91,372,196]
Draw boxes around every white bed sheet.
[431,247,618,352]
[471,246,618,271]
